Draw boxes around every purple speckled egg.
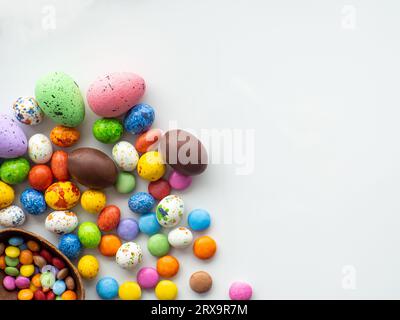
[168,170,192,190]
[0,114,28,158]
[15,276,30,289]
[3,275,16,291]
[137,267,159,289]
[117,218,139,241]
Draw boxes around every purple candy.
[3,275,16,291]
[15,276,30,289]
[117,218,139,241]
[168,170,192,190]
[137,267,159,289]
[41,265,59,276]
[229,281,253,300]
[0,115,28,158]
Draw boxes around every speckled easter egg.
[77,221,101,248]
[137,151,166,182]
[124,104,155,135]
[44,181,80,210]
[92,118,124,144]
[116,242,143,269]
[45,211,78,234]
[112,141,139,171]
[168,227,193,249]
[50,125,80,147]
[0,157,30,184]
[0,205,25,227]
[28,134,53,164]
[87,72,145,117]
[97,205,121,232]
[50,150,69,181]
[78,255,99,279]
[128,192,155,214]
[135,129,162,153]
[156,195,184,228]
[80,189,106,214]
[0,181,14,209]
[20,188,47,215]
[35,72,85,127]
[13,97,44,125]
[0,115,28,158]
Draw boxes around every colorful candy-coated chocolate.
[20,188,47,215]
[124,103,155,135]
[28,165,53,191]
[61,290,77,300]
[15,276,30,289]
[28,134,53,164]
[52,280,66,295]
[50,150,69,181]
[0,158,30,185]
[13,97,44,125]
[147,234,170,257]
[99,235,122,257]
[19,250,33,265]
[188,209,211,231]
[27,240,40,252]
[128,192,155,214]
[0,181,14,209]
[3,275,16,290]
[8,237,24,246]
[193,236,217,260]
[138,213,161,236]
[58,234,82,260]
[78,255,99,279]
[168,171,192,190]
[80,189,106,214]
[117,218,139,241]
[93,118,124,144]
[148,179,171,200]
[115,172,136,194]
[190,271,213,293]
[20,265,34,277]
[96,277,119,300]
[50,125,80,147]
[39,249,53,264]
[77,222,101,248]
[18,288,34,300]
[157,255,180,278]
[135,128,162,153]
[97,205,121,232]
[137,267,159,289]
[155,280,178,300]
[118,281,141,300]
[229,282,252,300]
[137,151,166,182]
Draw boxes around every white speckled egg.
[0,205,26,227]
[116,242,143,269]
[13,97,44,125]
[28,133,53,164]
[45,211,78,234]
[156,195,184,228]
[168,227,193,248]
[112,141,139,171]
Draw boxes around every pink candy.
[3,276,16,291]
[137,267,159,289]
[229,281,252,300]
[168,171,192,190]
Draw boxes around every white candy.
[112,141,139,171]
[116,242,143,269]
[45,211,78,234]
[28,133,53,164]
[0,205,26,227]
[168,227,193,248]
[13,97,44,126]
[156,195,184,228]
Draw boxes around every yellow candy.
[77,255,99,279]
[118,281,141,300]
[29,283,38,292]
[155,280,178,300]
[20,264,35,277]
[5,246,20,258]
[80,189,106,214]
[0,181,14,209]
[45,181,80,210]
[18,289,34,300]
[137,151,166,182]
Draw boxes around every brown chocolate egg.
[68,147,118,189]
[159,129,208,176]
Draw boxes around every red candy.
[34,290,46,300]
[28,165,53,191]
[46,291,55,300]
[52,257,65,270]
[51,150,69,181]
[148,179,171,200]
[39,249,53,264]
[97,205,121,232]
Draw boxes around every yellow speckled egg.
[45,181,80,210]
[0,181,14,209]
[137,151,166,181]
[78,255,99,279]
[81,189,106,214]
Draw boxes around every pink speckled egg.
[87,72,146,117]
[229,281,253,300]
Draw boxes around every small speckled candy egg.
[124,103,155,135]
[0,205,26,227]
[0,114,28,158]
[50,125,80,147]
[137,151,166,181]
[168,227,193,249]
[45,211,78,234]
[112,141,139,171]
[80,189,106,214]
[128,192,155,214]
[45,181,80,210]
[0,181,14,209]
[116,242,143,269]
[0,157,30,185]
[77,221,101,248]
[156,195,184,228]
[78,255,99,279]
[28,134,53,164]
[13,97,44,125]
[93,118,124,144]
[20,188,47,215]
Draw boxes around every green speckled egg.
[0,158,30,184]
[92,118,123,144]
[77,221,101,248]
[35,72,85,127]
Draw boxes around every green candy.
[115,172,136,194]
[78,221,101,248]
[0,158,30,184]
[147,233,170,257]
[40,271,55,288]
[92,118,123,144]
[5,266,19,277]
[5,256,19,267]
[35,71,85,127]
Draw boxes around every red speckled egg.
[97,205,121,232]
[51,150,69,181]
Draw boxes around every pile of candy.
[0,236,77,300]
[0,71,252,300]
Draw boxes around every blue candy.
[20,188,46,215]
[8,236,24,246]
[52,280,66,295]
[188,209,211,231]
[124,103,155,135]
[96,277,119,300]
[139,212,161,235]
[58,234,82,260]
[128,192,155,214]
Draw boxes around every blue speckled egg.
[13,97,44,125]
[128,192,155,214]
[58,234,82,260]
[124,103,155,135]
[96,277,119,299]
[138,212,161,235]
[20,188,47,215]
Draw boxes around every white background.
[1,0,400,299]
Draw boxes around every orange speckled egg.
[50,125,80,147]
[45,181,80,210]
[50,150,69,181]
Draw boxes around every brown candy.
[68,147,118,189]
[0,243,4,256]
[56,267,69,280]
[189,271,213,293]
[65,276,75,290]
[33,255,46,269]
[159,129,208,176]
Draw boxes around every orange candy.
[19,250,33,265]
[31,274,42,288]
[193,236,217,260]
[156,255,180,278]
[98,234,122,257]
[28,165,53,191]
[61,290,77,300]
[50,150,69,181]
[135,129,162,153]
[0,255,5,269]
[27,240,40,252]
[18,289,34,300]
[50,125,80,148]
